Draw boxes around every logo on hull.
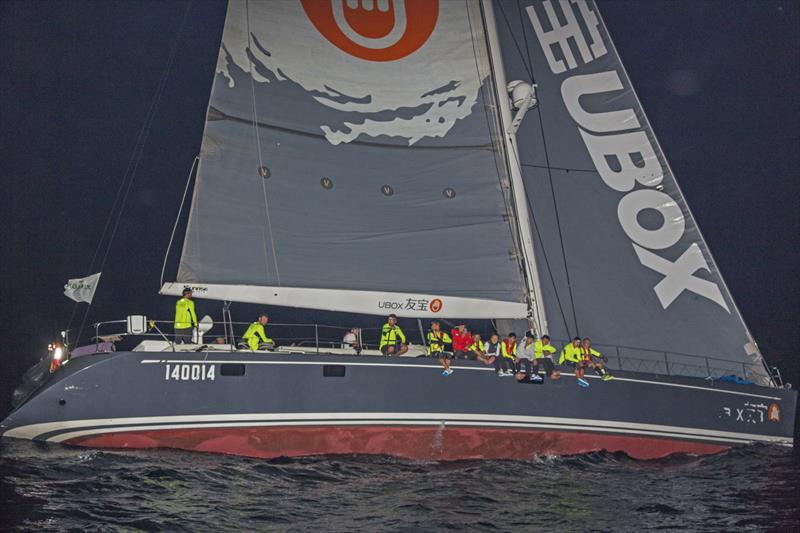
[768,403,780,423]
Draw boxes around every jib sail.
[495,0,769,381]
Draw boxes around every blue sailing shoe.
[578,378,590,388]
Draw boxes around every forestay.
[495,0,769,381]
[168,0,530,318]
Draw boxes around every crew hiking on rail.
[171,292,614,387]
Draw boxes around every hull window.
[220,364,246,376]
[323,365,346,377]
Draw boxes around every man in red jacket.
[451,322,472,359]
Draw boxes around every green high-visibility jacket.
[174,297,197,330]
[467,339,484,353]
[426,330,452,355]
[559,344,582,364]
[534,340,557,359]
[243,322,273,351]
[380,323,406,350]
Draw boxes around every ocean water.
[1,441,798,532]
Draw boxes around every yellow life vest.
[380,323,406,350]
[467,339,484,353]
[426,330,452,355]
[581,346,602,360]
[501,340,517,359]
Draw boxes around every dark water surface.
[1,441,798,532]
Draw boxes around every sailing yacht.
[1,0,795,460]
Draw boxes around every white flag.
[64,272,102,303]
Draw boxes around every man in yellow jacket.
[379,314,407,356]
[427,320,453,375]
[173,287,198,344]
[533,334,560,380]
[242,314,274,351]
[560,337,588,387]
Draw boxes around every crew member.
[581,338,613,381]
[380,314,407,356]
[468,333,495,365]
[533,335,560,380]
[560,337,589,387]
[173,287,198,344]
[450,322,472,359]
[342,327,361,354]
[427,320,453,375]
[242,314,274,351]
[499,332,517,376]
[484,333,508,375]
[516,331,542,382]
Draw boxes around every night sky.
[0,0,798,419]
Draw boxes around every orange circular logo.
[429,298,443,313]
[300,0,439,62]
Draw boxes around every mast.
[480,0,548,334]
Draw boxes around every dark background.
[0,0,798,422]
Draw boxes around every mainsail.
[495,0,769,381]
[165,0,533,318]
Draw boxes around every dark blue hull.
[1,351,795,460]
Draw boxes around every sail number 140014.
[164,363,215,381]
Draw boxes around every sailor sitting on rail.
[498,332,518,377]
[533,335,560,380]
[515,331,543,382]
[581,338,613,382]
[379,314,408,356]
[468,333,495,366]
[240,313,275,351]
[560,337,587,387]
[427,320,453,375]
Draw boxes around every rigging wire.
[490,0,575,335]
[526,101,581,336]
[517,0,536,82]
[507,141,572,338]
[467,0,537,312]
[161,156,199,287]
[245,0,281,286]
[496,0,533,80]
[492,0,582,337]
[68,1,193,346]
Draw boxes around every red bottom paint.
[65,425,729,460]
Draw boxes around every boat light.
[49,341,68,373]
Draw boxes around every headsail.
[495,0,769,381]
[168,0,531,318]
